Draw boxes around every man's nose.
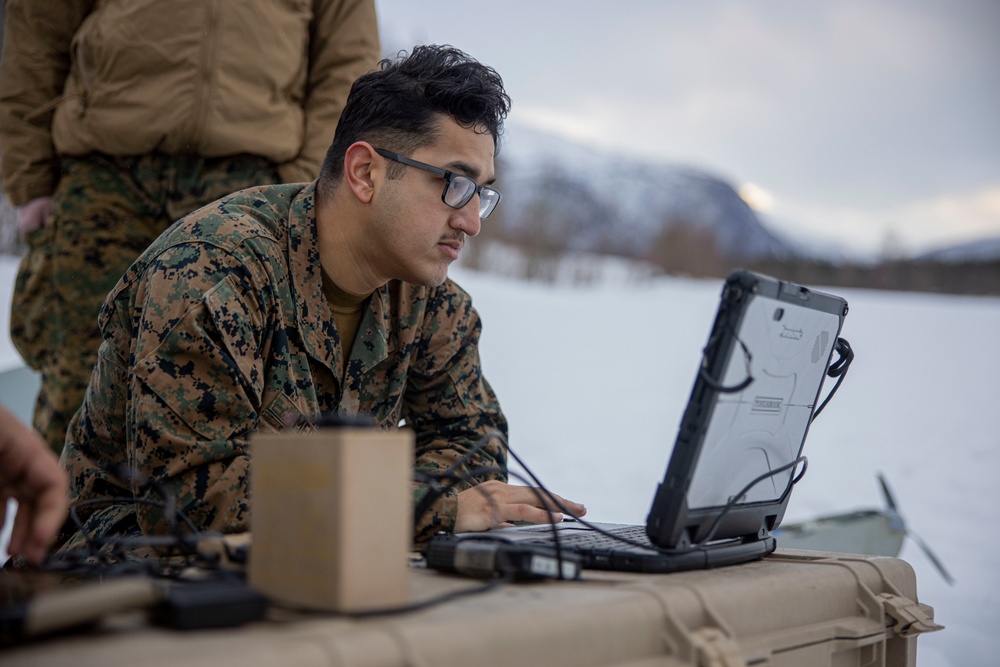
[451,200,482,237]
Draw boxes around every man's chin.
[408,267,450,288]
[427,272,449,287]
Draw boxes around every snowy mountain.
[914,235,1000,263]
[497,125,807,262]
[498,126,1000,268]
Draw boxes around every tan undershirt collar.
[321,269,373,377]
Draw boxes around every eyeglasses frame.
[373,147,502,220]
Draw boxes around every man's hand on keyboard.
[454,481,587,533]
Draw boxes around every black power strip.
[424,534,581,581]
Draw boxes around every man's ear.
[343,142,379,204]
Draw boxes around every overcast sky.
[374,0,1000,256]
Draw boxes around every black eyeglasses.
[374,148,502,220]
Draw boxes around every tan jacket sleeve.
[277,0,380,184]
[0,0,93,205]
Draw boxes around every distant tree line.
[2,155,995,296]
[462,211,1000,296]
[745,257,1000,297]
[459,156,1000,295]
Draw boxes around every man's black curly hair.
[319,44,511,190]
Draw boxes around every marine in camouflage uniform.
[56,44,587,555]
[58,182,508,550]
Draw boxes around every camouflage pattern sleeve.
[61,238,278,546]
[403,282,509,543]
[59,274,144,548]
[123,240,278,537]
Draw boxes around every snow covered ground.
[2,255,997,664]
[449,265,1000,667]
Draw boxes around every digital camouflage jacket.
[59,182,508,550]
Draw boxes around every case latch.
[877,593,945,637]
[691,627,746,667]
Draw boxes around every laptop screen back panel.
[645,271,848,550]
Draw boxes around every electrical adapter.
[424,534,581,580]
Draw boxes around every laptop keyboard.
[521,524,656,552]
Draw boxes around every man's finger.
[504,502,563,525]
[455,482,589,533]
[505,485,586,516]
[8,503,33,561]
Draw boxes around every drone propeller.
[876,472,955,586]
[877,473,899,513]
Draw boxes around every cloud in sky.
[374,0,1000,254]
[765,185,1000,256]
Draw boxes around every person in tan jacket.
[0,0,380,453]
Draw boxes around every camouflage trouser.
[10,153,279,454]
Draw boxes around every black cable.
[497,442,641,559]
[812,337,853,422]
[417,464,559,537]
[409,432,577,583]
[279,575,510,620]
[698,326,754,394]
[694,456,807,546]
[501,443,810,557]
[492,434,582,577]
[65,466,202,554]
[412,430,504,529]
[432,439,650,572]
[48,462,216,574]
[502,442,716,560]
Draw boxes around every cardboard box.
[249,427,414,612]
